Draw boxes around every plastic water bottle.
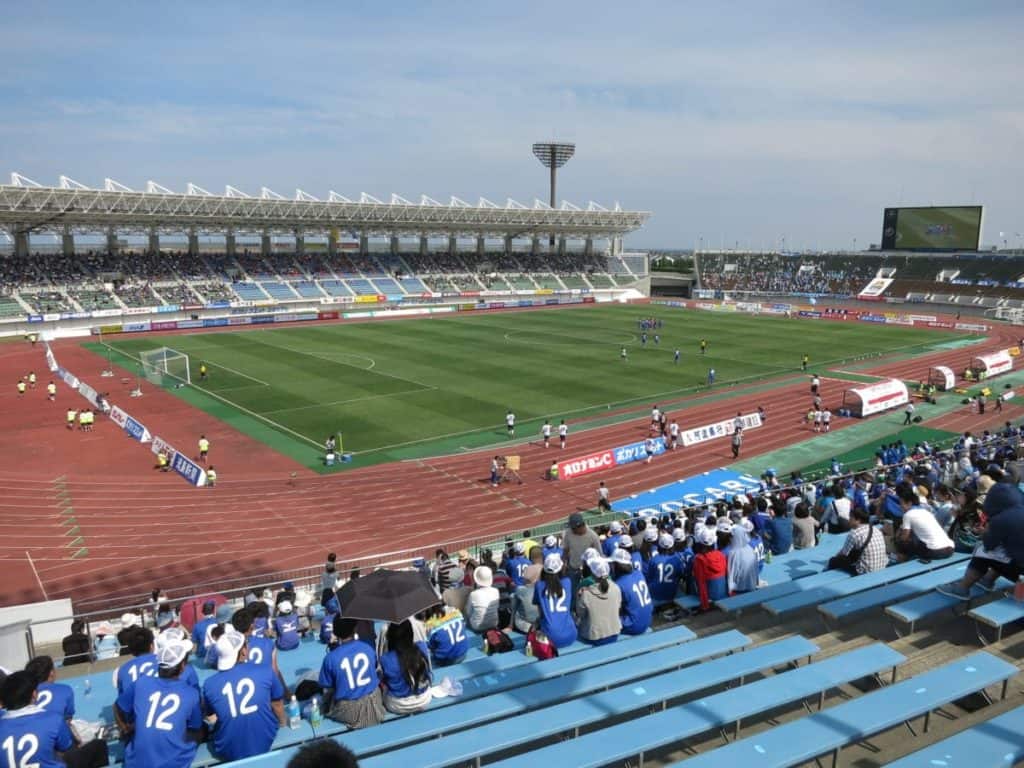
[83,678,92,697]
[287,695,301,730]
[309,696,322,729]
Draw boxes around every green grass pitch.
[93,304,967,469]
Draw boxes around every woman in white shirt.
[894,483,955,561]
[465,566,500,632]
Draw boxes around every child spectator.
[424,603,470,666]
[692,529,728,611]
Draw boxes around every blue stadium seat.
[885,705,1024,768]
[485,641,900,768]
[668,651,1016,768]
[886,578,1014,634]
[969,597,1024,642]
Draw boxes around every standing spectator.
[61,619,91,666]
[465,566,500,632]
[731,429,743,459]
[575,558,621,645]
[202,630,286,761]
[533,554,577,650]
[562,512,601,590]
[318,617,385,729]
[379,620,433,715]
[828,508,887,575]
[114,636,204,768]
[320,553,339,595]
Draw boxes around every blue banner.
[252,315,274,324]
[171,452,207,486]
[123,322,151,332]
[156,304,180,313]
[27,314,43,323]
[612,468,761,516]
[206,300,231,309]
[203,318,228,327]
[613,437,667,467]
[123,416,152,443]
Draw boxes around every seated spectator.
[114,627,157,695]
[612,549,653,634]
[93,621,120,660]
[764,505,793,555]
[275,582,297,608]
[893,482,955,562]
[791,502,820,549]
[379,620,433,715]
[828,507,887,575]
[319,595,341,645]
[506,558,542,634]
[576,558,621,645]
[424,603,470,666]
[273,602,301,651]
[155,599,177,631]
[251,600,273,638]
[727,525,759,595]
[646,533,683,606]
[440,566,471,613]
[155,628,202,694]
[202,629,286,761]
[939,482,1024,599]
[533,554,577,649]
[62,619,91,666]
[23,656,77,741]
[318,617,385,729]
[286,740,360,768]
[505,542,532,586]
[116,613,141,657]
[692,529,728,611]
[466,566,500,632]
[819,484,851,533]
[0,671,108,768]
[230,608,286,691]
[190,601,218,659]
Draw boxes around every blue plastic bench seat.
[669,651,1017,768]
[969,597,1024,642]
[356,630,773,768]
[885,704,1024,768]
[884,577,1014,633]
[717,569,848,613]
[819,558,971,622]
[486,641,901,768]
[763,556,968,615]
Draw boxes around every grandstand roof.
[0,174,649,239]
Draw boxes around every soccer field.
[93,304,968,468]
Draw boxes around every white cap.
[672,528,687,541]
[617,535,634,548]
[156,626,187,649]
[513,541,525,555]
[156,637,193,669]
[590,558,611,579]
[610,549,634,566]
[658,533,674,549]
[543,553,564,574]
[716,518,734,534]
[741,517,754,532]
[609,521,623,534]
[643,529,658,543]
[582,547,600,565]
[215,630,246,671]
[474,566,494,587]
[278,600,293,614]
[698,529,717,547]
[543,535,557,547]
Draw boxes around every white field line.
[262,386,438,415]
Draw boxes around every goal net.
[140,347,191,387]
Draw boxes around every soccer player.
[558,420,568,449]
[707,368,715,386]
[620,346,628,362]
[597,481,612,512]
[17,378,26,396]
[206,466,217,487]
[28,371,36,389]
[653,334,660,345]
[731,430,743,459]
[505,410,515,438]
[801,354,809,371]
[700,338,707,355]
[198,435,210,464]
[668,419,679,449]
[644,437,656,464]
[202,630,286,761]
[114,636,204,768]
[199,363,208,381]
[651,404,660,425]
[318,617,386,728]
[732,412,744,432]
[66,408,76,429]
[674,348,680,364]
[813,409,823,433]
[822,408,832,432]
[757,404,766,423]
[640,332,647,346]
[810,374,820,394]
[541,420,551,448]
[47,380,56,401]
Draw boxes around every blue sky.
[2,1,1022,249]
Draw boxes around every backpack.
[484,628,513,654]
[526,628,558,661]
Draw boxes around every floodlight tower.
[532,141,575,247]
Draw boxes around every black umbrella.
[337,569,440,624]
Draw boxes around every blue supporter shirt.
[533,578,577,648]
[273,615,300,651]
[425,611,470,664]
[505,556,532,587]
[541,545,563,560]
[615,569,653,634]
[202,662,284,761]
[35,682,75,721]
[253,617,269,638]
[246,635,276,668]
[319,612,338,645]
[0,707,73,768]
[115,653,158,695]
[380,642,432,698]
[192,617,217,655]
[116,675,203,768]
[766,517,793,555]
[318,641,380,702]
[645,552,683,603]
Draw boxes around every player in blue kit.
[318,617,385,729]
[611,549,653,634]
[115,636,204,768]
[1,671,108,768]
[645,533,683,606]
[532,554,578,649]
[505,542,532,586]
[202,630,285,761]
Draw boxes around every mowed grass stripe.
[100,305,968,464]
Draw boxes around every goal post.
[140,347,191,387]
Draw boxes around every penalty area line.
[262,386,438,416]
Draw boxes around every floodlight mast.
[532,141,575,247]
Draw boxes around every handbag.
[526,627,558,660]
[827,525,874,572]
